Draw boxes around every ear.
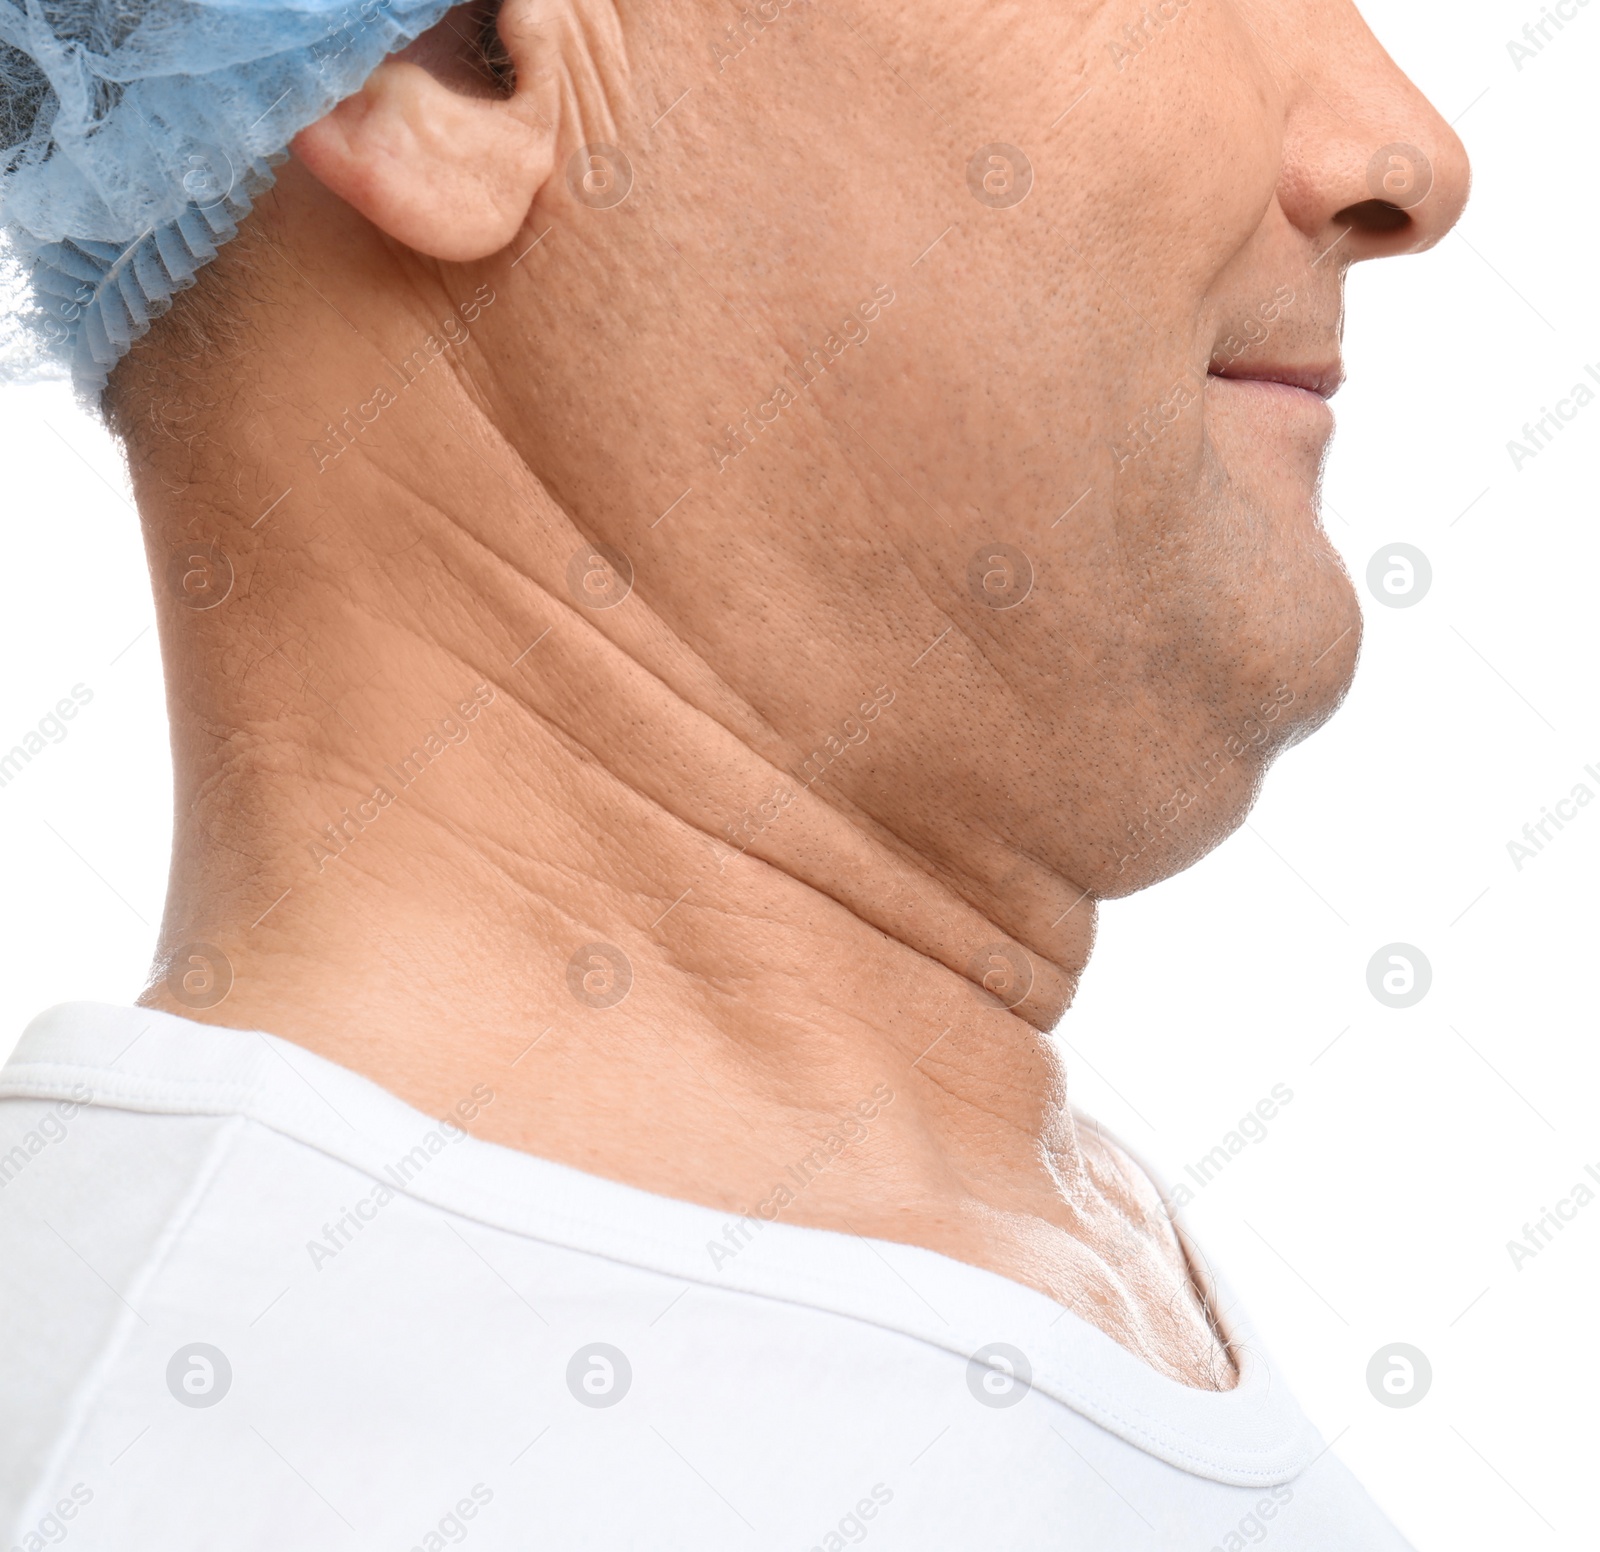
[290,3,559,262]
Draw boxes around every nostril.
[1333,199,1412,235]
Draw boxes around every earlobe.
[291,39,557,262]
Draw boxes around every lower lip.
[1206,374,1335,430]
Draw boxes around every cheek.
[858,0,1282,554]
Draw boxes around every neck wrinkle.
[122,252,1104,1271]
[134,360,1096,1038]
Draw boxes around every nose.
[1273,3,1471,264]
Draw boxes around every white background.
[1,1,1595,1546]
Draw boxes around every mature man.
[0,0,1467,1544]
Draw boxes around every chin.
[1268,495,1365,734]
[1084,547,1361,901]
[1196,409,1364,731]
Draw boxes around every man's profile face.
[453,0,1465,907]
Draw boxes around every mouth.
[1207,362,1344,400]
[1204,360,1341,449]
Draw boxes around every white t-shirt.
[0,1003,1410,1551]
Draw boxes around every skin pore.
[112,0,1467,1390]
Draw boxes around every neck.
[126,301,1095,1229]
[114,167,1235,1388]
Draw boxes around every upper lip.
[1208,361,1344,400]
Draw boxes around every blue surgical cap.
[0,0,458,399]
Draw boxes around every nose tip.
[1338,123,1471,257]
[1278,17,1472,265]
